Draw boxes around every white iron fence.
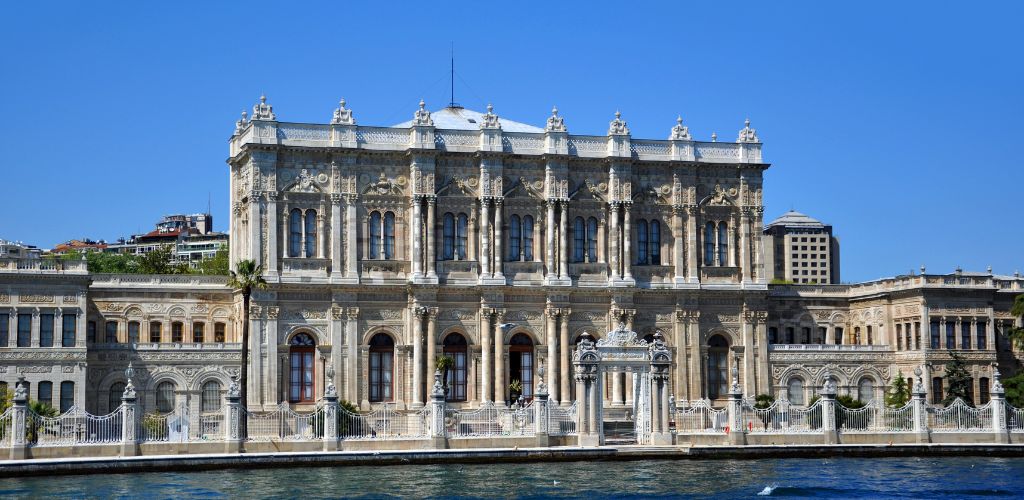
[837,401,914,433]
[28,406,123,446]
[928,399,992,433]
[743,400,823,434]
[244,403,326,442]
[337,404,429,440]
[1008,402,1024,432]
[0,407,12,448]
[674,400,727,433]
[445,401,536,438]
[548,401,578,436]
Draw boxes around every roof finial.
[234,110,249,134]
[481,103,501,129]
[252,94,275,121]
[738,117,759,143]
[669,115,691,140]
[413,99,433,126]
[608,110,629,135]
[711,132,718,142]
[546,105,566,132]
[331,98,355,125]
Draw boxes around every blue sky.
[1,1,1021,282]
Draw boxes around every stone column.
[608,202,620,281]
[546,200,556,279]
[753,208,765,282]
[546,308,559,404]
[494,311,506,406]
[969,318,977,350]
[480,198,491,278]
[673,207,685,283]
[345,195,359,279]
[911,369,930,443]
[991,369,1010,443]
[345,308,359,403]
[428,370,447,449]
[558,201,569,280]
[612,370,624,407]
[249,196,262,267]
[322,385,340,451]
[622,202,633,281]
[411,195,423,279]
[534,382,550,447]
[939,317,947,349]
[480,309,492,403]
[329,194,341,277]
[411,308,424,408]
[686,207,698,282]
[819,372,838,445]
[728,214,737,267]
[426,308,438,397]
[560,310,571,406]
[224,379,244,453]
[426,197,437,278]
[9,377,27,459]
[494,198,505,280]
[740,210,751,282]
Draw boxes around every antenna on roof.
[448,42,461,109]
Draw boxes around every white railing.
[357,126,408,146]
[929,399,992,432]
[1008,403,1024,432]
[838,401,914,433]
[769,344,891,352]
[445,401,536,438]
[568,136,607,153]
[743,400,823,434]
[502,132,544,153]
[139,404,192,443]
[674,400,727,433]
[548,401,578,436]
[436,130,478,147]
[245,403,325,442]
[695,143,742,160]
[630,140,671,156]
[338,404,429,440]
[0,408,10,448]
[277,123,330,142]
[29,406,123,446]
[192,413,224,441]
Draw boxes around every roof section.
[765,210,826,229]
[392,106,544,133]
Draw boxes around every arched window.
[443,333,468,402]
[369,211,382,259]
[523,215,535,261]
[38,381,53,408]
[383,211,396,260]
[128,321,140,344]
[573,217,585,263]
[787,378,805,405]
[289,209,302,257]
[650,220,661,265]
[109,382,125,413]
[717,222,728,266]
[456,213,468,260]
[586,217,598,263]
[509,215,521,261]
[304,210,317,257]
[637,219,648,265]
[289,333,316,403]
[156,381,176,413]
[369,333,395,402]
[707,335,729,399]
[704,222,715,266]
[442,213,455,260]
[857,378,874,404]
[509,333,534,402]
[201,381,222,413]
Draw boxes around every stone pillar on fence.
[534,364,550,447]
[911,366,930,444]
[819,370,839,445]
[428,369,448,449]
[650,332,673,445]
[224,376,244,454]
[990,367,1010,444]
[726,359,746,446]
[120,364,140,457]
[574,333,601,447]
[323,365,340,452]
[9,376,28,460]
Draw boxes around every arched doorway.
[443,333,468,402]
[707,334,730,400]
[368,332,395,403]
[508,333,534,402]
[289,333,316,403]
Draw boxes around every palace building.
[1,96,1022,418]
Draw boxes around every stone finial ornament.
[325,363,338,398]
[13,375,27,400]
[431,369,445,398]
[480,103,501,129]
[331,98,355,125]
[822,369,837,395]
[234,110,249,134]
[992,366,1004,393]
[227,375,241,398]
[413,99,433,126]
[737,118,759,143]
[711,132,717,142]
[545,106,566,132]
[252,94,276,121]
[122,362,137,399]
[669,115,691,140]
[912,366,925,393]
[608,110,630,135]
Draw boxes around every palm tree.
[227,259,267,435]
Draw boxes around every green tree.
[1003,370,1024,408]
[227,259,268,437]
[194,245,230,275]
[1008,294,1024,350]
[137,245,176,274]
[769,278,795,285]
[942,352,974,406]
[885,371,911,408]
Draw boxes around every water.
[0,456,1022,498]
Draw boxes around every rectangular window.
[60,381,74,413]
[914,322,921,350]
[0,313,8,346]
[961,321,971,349]
[128,321,140,344]
[150,322,162,343]
[977,322,987,350]
[39,313,54,347]
[980,378,990,404]
[193,323,204,343]
[172,322,183,343]
[87,321,96,343]
[930,322,940,349]
[932,377,944,404]
[62,314,76,347]
[17,313,31,347]
[38,381,53,408]
[214,323,225,342]
[105,321,118,343]
[945,322,954,349]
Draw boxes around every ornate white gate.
[573,323,672,446]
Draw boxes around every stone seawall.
[2,444,1023,477]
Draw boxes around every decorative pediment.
[632,184,671,205]
[569,179,607,202]
[502,177,544,199]
[699,182,737,207]
[283,168,326,193]
[436,176,478,197]
[362,172,405,196]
